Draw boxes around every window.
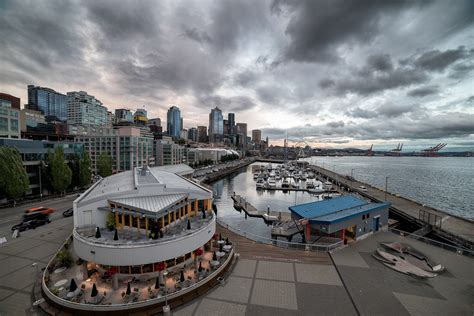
[362,214,365,220]
[10,119,18,132]
[366,213,370,218]
[0,117,8,131]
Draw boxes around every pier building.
[289,196,389,243]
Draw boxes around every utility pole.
[385,176,390,201]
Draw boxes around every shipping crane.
[421,143,447,157]
[367,144,374,156]
[390,143,403,156]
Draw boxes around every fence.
[216,218,342,252]
[388,227,473,256]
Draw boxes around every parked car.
[359,186,368,192]
[11,218,51,232]
[25,206,55,215]
[23,212,50,221]
[63,208,73,217]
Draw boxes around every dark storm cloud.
[319,79,335,89]
[366,54,394,72]
[198,95,257,112]
[346,103,424,119]
[413,46,471,72]
[272,0,418,63]
[407,85,439,97]
[181,27,213,44]
[449,63,474,79]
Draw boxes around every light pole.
[350,169,355,190]
[162,270,170,315]
[385,176,390,201]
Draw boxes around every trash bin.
[344,238,348,245]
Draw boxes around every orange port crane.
[367,144,374,156]
[421,143,447,157]
[391,143,403,156]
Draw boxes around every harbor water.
[303,156,474,220]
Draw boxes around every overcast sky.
[1,0,473,150]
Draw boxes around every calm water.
[212,163,321,239]
[304,156,474,220]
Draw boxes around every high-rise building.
[0,93,21,138]
[148,118,161,126]
[167,106,181,138]
[223,119,229,136]
[20,108,46,132]
[107,111,114,127]
[228,113,235,135]
[236,123,247,148]
[252,129,262,144]
[115,108,133,124]
[187,127,198,142]
[27,85,67,121]
[154,137,186,166]
[197,126,208,143]
[209,107,223,143]
[67,91,108,126]
[134,108,148,126]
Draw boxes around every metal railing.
[388,227,473,256]
[216,218,342,252]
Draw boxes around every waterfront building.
[0,93,21,138]
[20,108,46,132]
[289,196,389,244]
[134,108,148,126]
[228,113,235,135]
[115,108,133,124]
[197,126,208,143]
[0,138,83,196]
[155,138,186,166]
[167,106,181,138]
[72,126,154,173]
[187,127,198,142]
[67,91,108,126]
[27,85,67,121]
[252,129,262,144]
[208,107,223,143]
[188,148,239,164]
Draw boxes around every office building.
[0,93,21,138]
[167,106,181,138]
[148,118,161,127]
[187,127,198,142]
[27,85,67,121]
[115,108,133,124]
[208,107,223,143]
[67,91,108,126]
[20,109,46,132]
[228,113,235,135]
[134,108,148,126]
[107,111,114,127]
[0,138,83,196]
[0,93,20,109]
[188,148,239,164]
[197,126,208,143]
[73,126,154,173]
[236,123,247,148]
[252,129,262,144]
[154,138,186,166]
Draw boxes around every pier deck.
[231,194,292,222]
[311,165,474,247]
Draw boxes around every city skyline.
[0,0,473,150]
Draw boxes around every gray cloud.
[181,27,213,44]
[407,85,439,97]
[198,95,257,112]
[413,46,471,72]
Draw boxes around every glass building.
[27,85,67,121]
[209,107,223,143]
[67,91,108,126]
[166,106,181,138]
[0,94,21,138]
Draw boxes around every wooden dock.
[310,165,474,249]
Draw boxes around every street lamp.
[162,270,170,315]
[350,169,355,190]
[385,176,390,201]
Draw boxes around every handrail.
[216,218,342,252]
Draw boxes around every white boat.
[306,181,315,189]
[324,181,332,190]
[268,177,276,188]
[281,179,290,188]
[253,173,259,180]
[256,178,266,189]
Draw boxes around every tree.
[97,153,113,177]
[49,147,72,194]
[0,147,29,200]
[78,151,91,187]
[68,153,81,189]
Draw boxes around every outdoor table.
[53,267,67,274]
[223,245,232,252]
[54,279,68,287]
[210,260,220,267]
[217,240,225,245]
[216,251,225,258]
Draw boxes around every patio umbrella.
[154,276,160,290]
[226,238,230,245]
[95,227,101,238]
[180,270,185,282]
[202,210,206,219]
[187,219,191,230]
[219,243,223,252]
[198,261,203,272]
[69,278,77,292]
[113,229,119,241]
[91,283,98,297]
[126,282,131,295]
[219,233,222,241]
[212,251,217,261]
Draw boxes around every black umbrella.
[219,243,223,252]
[180,270,185,282]
[301,232,306,244]
[212,251,217,261]
[95,227,101,238]
[154,277,160,290]
[159,230,164,238]
[126,282,131,295]
[202,210,206,219]
[219,233,222,241]
[226,237,230,245]
[187,219,191,230]
[91,283,98,297]
[113,229,119,241]
[69,278,77,292]
[198,261,203,272]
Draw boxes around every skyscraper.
[236,123,248,148]
[188,127,198,142]
[228,113,235,135]
[252,129,262,144]
[27,85,67,121]
[167,106,181,138]
[208,107,223,143]
[197,126,208,143]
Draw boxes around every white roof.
[152,164,194,176]
[110,193,188,215]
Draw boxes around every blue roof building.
[289,196,390,242]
